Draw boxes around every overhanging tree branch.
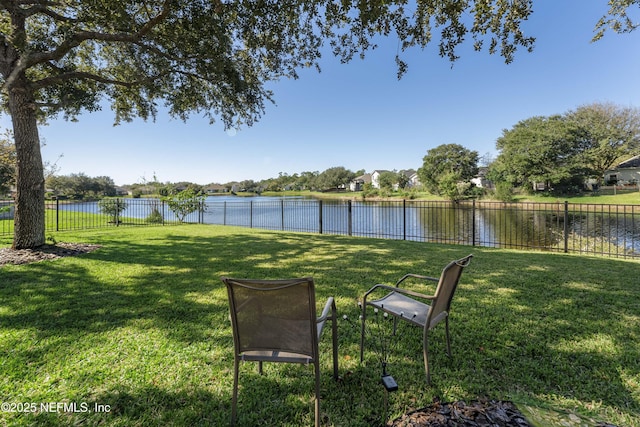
[20,3,78,22]
[31,70,140,90]
[2,0,639,250]
[3,0,171,90]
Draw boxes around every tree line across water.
[4,101,635,202]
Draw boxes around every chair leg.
[445,317,452,357]
[331,310,339,380]
[359,305,367,363]
[314,361,321,427]
[423,330,431,386]
[231,360,239,426]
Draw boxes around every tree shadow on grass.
[370,250,640,425]
[1,226,639,425]
[22,385,229,426]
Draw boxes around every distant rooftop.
[618,155,640,169]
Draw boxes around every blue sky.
[4,1,640,186]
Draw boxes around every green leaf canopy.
[0,0,636,248]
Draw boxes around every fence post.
[250,201,253,228]
[318,200,323,234]
[472,199,476,246]
[403,199,407,240]
[281,199,285,231]
[224,201,227,226]
[563,201,569,253]
[56,198,60,231]
[115,198,120,227]
[348,200,352,236]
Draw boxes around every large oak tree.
[0,0,636,248]
[567,102,640,179]
[418,143,479,197]
[492,115,586,192]
[491,103,640,193]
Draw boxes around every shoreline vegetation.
[212,189,640,205]
[24,189,638,206]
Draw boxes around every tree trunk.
[9,79,45,249]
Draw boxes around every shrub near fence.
[0,198,190,236]
[1,198,639,259]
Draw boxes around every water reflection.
[48,196,640,257]
[475,205,564,250]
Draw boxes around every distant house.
[367,169,421,190]
[349,173,371,191]
[370,170,390,189]
[604,155,640,185]
[471,167,493,189]
[532,182,548,192]
[347,168,422,192]
[398,169,420,189]
[205,184,226,194]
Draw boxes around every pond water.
[51,196,640,257]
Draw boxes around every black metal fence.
[1,198,639,259]
[203,199,640,258]
[0,198,190,235]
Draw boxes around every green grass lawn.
[1,225,639,426]
[514,191,640,205]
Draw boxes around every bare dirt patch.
[389,400,531,427]
[388,399,619,427]
[0,242,101,266]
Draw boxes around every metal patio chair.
[359,255,473,385]
[222,277,339,427]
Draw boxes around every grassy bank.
[1,225,639,426]
[260,189,640,205]
[514,191,640,205]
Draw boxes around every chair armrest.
[363,283,435,304]
[317,297,336,323]
[317,297,336,337]
[395,273,439,287]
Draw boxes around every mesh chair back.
[428,255,473,329]
[225,277,318,361]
